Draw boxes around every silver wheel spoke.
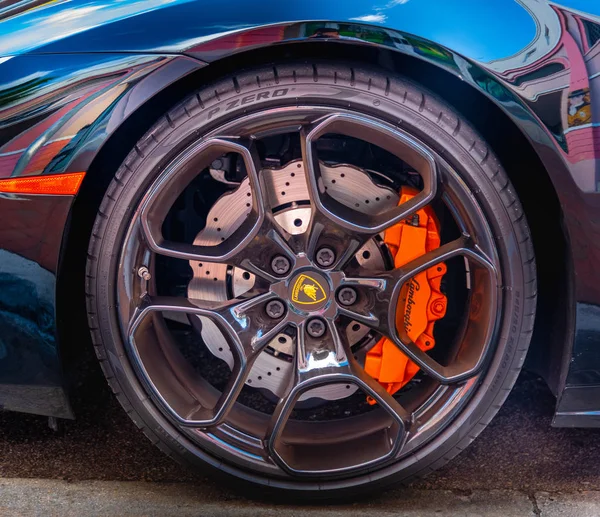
[341,235,499,384]
[129,294,289,427]
[298,113,438,268]
[139,137,294,282]
[265,320,409,475]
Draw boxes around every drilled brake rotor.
[187,160,399,401]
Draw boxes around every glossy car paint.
[0,0,599,424]
[0,52,205,416]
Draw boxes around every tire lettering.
[241,94,256,105]
[207,88,291,120]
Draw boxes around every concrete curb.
[1,478,597,516]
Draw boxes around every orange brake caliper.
[364,187,447,403]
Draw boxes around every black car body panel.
[0,52,205,416]
[0,0,599,425]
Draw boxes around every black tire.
[85,61,536,500]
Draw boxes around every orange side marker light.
[0,172,86,195]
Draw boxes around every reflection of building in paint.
[490,0,600,192]
[0,56,161,180]
[487,0,561,73]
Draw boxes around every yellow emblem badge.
[291,274,327,305]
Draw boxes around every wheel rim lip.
[115,104,503,482]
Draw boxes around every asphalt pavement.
[1,368,600,514]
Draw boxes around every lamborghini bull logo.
[291,274,327,305]
[302,283,319,301]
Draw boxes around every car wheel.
[85,61,536,499]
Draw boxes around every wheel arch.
[56,38,572,408]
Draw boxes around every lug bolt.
[316,247,336,268]
[306,317,326,338]
[337,287,357,306]
[271,255,291,275]
[137,267,151,281]
[265,299,286,319]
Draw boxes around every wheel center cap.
[288,270,330,311]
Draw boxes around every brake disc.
[188,159,399,401]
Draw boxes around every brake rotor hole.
[362,251,371,259]
[294,218,303,227]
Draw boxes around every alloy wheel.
[117,106,501,478]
